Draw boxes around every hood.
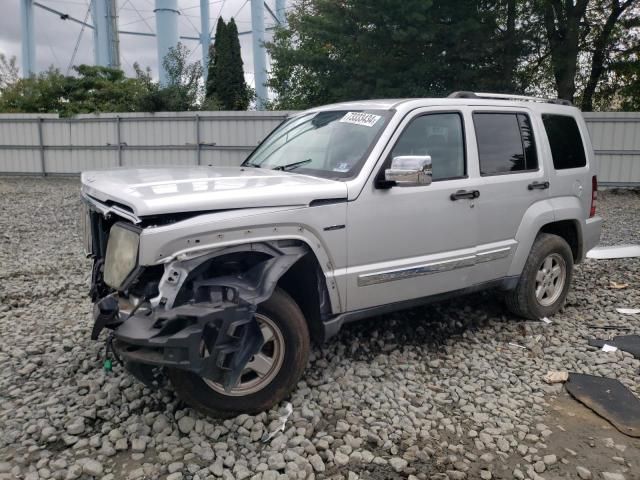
[81,166,348,217]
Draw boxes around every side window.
[473,112,538,175]
[391,113,465,181]
[542,114,587,169]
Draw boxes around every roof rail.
[448,91,573,106]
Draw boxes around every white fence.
[0,111,289,175]
[0,110,638,186]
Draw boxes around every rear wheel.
[167,288,310,418]
[505,233,573,319]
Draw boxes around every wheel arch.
[507,197,585,277]
[164,240,335,344]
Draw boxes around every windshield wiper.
[273,159,312,171]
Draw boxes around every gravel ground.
[1,176,639,480]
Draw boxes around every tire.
[505,233,573,320]
[167,288,310,418]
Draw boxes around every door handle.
[450,189,480,201]
[528,181,549,190]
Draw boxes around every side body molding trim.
[356,244,514,287]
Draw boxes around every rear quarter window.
[473,112,538,175]
[541,114,587,170]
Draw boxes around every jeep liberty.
[81,92,602,416]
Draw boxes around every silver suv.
[81,92,602,417]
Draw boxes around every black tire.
[167,288,310,418]
[505,233,573,320]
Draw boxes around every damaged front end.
[83,197,307,392]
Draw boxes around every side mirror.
[385,155,432,186]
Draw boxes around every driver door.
[344,109,480,311]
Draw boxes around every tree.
[0,67,69,114]
[581,1,639,110]
[140,43,203,111]
[225,18,252,109]
[206,17,229,102]
[0,53,19,90]
[533,0,639,109]
[0,65,155,116]
[205,17,251,110]
[266,0,531,109]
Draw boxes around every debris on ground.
[587,244,640,259]
[616,307,640,315]
[543,371,569,384]
[609,281,629,289]
[565,373,640,438]
[588,335,640,358]
[261,402,293,443]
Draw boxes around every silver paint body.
[81,98,603,316]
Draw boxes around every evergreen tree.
[265,0,532,109]
[206,17,228,101]
[225,18,251,110]
[205,17,251,110]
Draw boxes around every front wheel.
[505,233,573,319]
[167,288,310,418]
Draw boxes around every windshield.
[243,109,392,179]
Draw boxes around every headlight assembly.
[104,223,141,289]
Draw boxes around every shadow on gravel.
[333,289,512,361]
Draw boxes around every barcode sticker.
[339,112,381,127]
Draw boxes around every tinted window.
[474,113,538,175]
[542,114,586,169]
[391,113,465,180]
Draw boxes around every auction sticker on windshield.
[339,112,381,127]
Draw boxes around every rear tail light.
[590,175,597,217]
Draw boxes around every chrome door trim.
[475,246,512,263]
[357,244,514,287]
[357,255,476,286]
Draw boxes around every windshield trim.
[242,109,395,181]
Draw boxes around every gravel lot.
[1,176,639,480]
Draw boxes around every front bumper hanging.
[93,292,264,391]
[90,245,308,391]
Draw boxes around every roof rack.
[448,91,572,106]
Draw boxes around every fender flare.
[151,241,339,313]
[507,196,585,277]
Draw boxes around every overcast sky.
[0,0,280,87]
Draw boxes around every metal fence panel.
[583,112,640,185]
[0,111,638,185]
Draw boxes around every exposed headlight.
[104,223,140,289]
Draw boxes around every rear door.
[468,108,550,283]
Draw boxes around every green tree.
[527,0,639,109]
[206,17,229,103]
[225,18,252,109]
[265,0,532,109]
[0,67,68,114]
[0,65,154,116]
[205,17,251,110]
[140,43,203,112]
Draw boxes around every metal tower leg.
[251,0,268,109]
[21,0,36,77]
[275,0,286,25]
[155,0,180,86]
[200,0,211,83]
